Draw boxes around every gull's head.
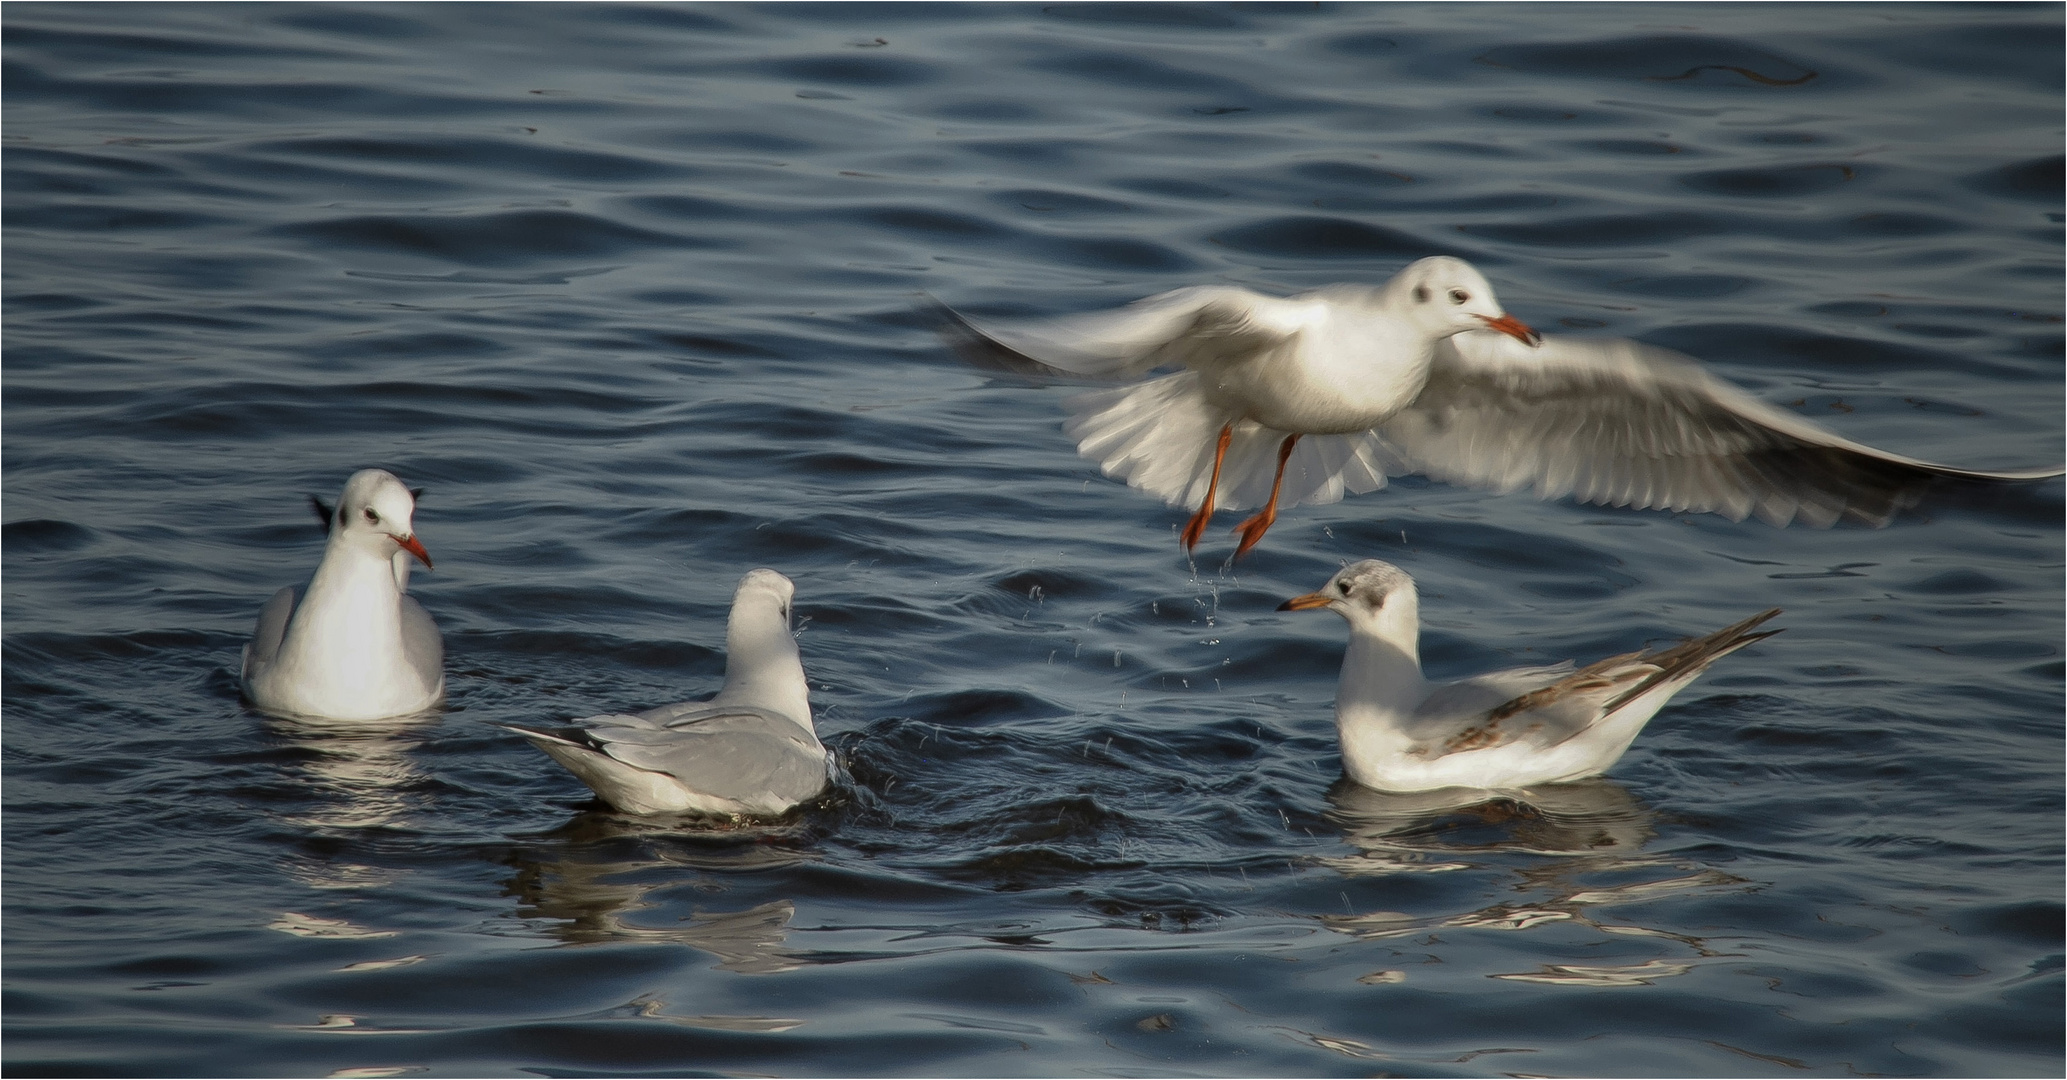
[333,469,431,569]
[1279,559,1417,630]
[1388,256,1539,347]
[735,568,797,624]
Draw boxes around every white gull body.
[935,256,2062,555]
[1281,560,1779,793]
[503,569,830,817]
[242,469,443,721]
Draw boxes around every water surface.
[5,3,2062,1076]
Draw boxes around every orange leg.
[1180,423,1235,552]
[1232,434,1302,558]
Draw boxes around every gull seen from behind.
[242,468,443,721]
[935,256,2062,557]
[502,569,831,817]
[1280,559,1779,793]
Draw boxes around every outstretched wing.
[928,286,1293,380]
[1382,331,2062,527]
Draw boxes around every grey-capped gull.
[242,469,443,721]
[933,256,2062,556]
[1280,559,1779,792]
[502,569,831,817]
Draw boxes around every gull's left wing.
[1379,331,2062,527]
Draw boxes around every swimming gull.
[242,469,443,721]
[933,256,2062,556]
[1280,559,1779,792]
[502,569,831,817]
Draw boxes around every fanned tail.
[1063,372,1404,512]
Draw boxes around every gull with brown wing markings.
[1280,560,1779,792]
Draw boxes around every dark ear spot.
[309,495,335,536]
[1413,285,1430,303]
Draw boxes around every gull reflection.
[1322,778,1657,871]
[265,714,437,892]
[1316,779,1746,984]
[502,812,818,974]
[268,714,435,831]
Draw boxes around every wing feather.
[1411,609,1785,760]
[399,595,444,695]
[582,705,827,809]
[243,586,298,675]
[1384,332,2062,528]
[929,287,1287,380]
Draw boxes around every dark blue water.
[5,3,2061,1076]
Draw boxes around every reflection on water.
[268,714,436,833]
[1321,778,1659,868]
[616,993,804,1033]
[266,912,398,941]
[1318,779,1747,987]
[265,715,439,897]
[502,811,818,974]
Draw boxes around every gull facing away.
[501,569,831,817]
[1280,560,1779,792]
[242,469,443,721]
[933,256,2062,557]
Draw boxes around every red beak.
[393,534,433,570]
[1479,313,1541,347]
[1277,592,1333,612]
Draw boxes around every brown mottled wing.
[1403,662,1586,754]
[1413,609,1784,759]
[1599,607,1783,712]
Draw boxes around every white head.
[327,469,431,569]
[732,568,796,625]
[722,568,811,730]
[1382,256,1539,346]
[1280,559,1422,660]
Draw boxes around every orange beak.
[1479,313,1541,347]
[393,534,433,570]
[1277,591,1332,612]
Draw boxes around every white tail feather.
[1063,371,1405,512]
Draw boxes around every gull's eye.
[363,508,381,525]
[1449,289,1469,304]
[1413,286,1430,303]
